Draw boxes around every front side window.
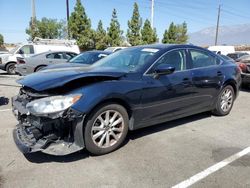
[190,49,220,68]
[152,49,186,72]
[19,45,34,54]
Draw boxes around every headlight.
[26,94,82,115]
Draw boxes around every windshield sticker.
[141,48,159,53]
[98,54,108,58]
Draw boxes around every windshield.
[91,47,160,72]
[9,45,20,54]
[69,52,106,65]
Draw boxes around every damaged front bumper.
[12,93,86,156]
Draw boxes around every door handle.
[217,71,223,76]
[182,78,190,86]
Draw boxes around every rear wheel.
[6,63,16,75]
[212,85,235,116]
[35,65,46,72]
[84,103,129,155]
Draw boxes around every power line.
[221,9,250,20]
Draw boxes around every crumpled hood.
[17,67,126,91]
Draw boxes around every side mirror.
[18,49,24,54]
[154,64,175,77]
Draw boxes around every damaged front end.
[12,87,85,155]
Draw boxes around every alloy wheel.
[91,110,124,148]
[220,88,233,112]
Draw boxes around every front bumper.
[13,125,46,154]
[12,95,86,156]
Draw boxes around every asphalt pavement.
[0,70,250,188]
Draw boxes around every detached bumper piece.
[13,111,85,156]
[241,73,250,85]
[12,88,86,155]
[13,125,48,153]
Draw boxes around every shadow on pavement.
[24,112,211,163]
[24,149,90,163]
[128,112,211,140]
[0,97,9,106]
[240,87,250,92]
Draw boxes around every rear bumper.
[241,73,250,84]
[0,64,5,70]
[15,65,32,76]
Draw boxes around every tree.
[26,18,39,40]
[94,20,108,50]
[69,0,94,50]
[26,17,65,40]
[107,9,123,46]
[141,19,158,44]
[162,22,188,44]
[127,3,142,46]
[176,22,188,44]
[0,34,4,46]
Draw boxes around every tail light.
[17,59,26,64]
[238,63,247,73]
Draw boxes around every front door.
[135,49,194,128]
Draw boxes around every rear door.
[187,48,224,110]
[46,52,67,64]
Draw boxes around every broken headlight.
[26,94,82,115]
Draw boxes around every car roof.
[228,52,247,55]
[79,50,112,55]
[124,44,204,51]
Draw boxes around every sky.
[0,0,249,43]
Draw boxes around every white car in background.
[0,38,80,74]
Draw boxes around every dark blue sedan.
[12,44,241,155]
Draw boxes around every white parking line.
[172,146,250,188]
[0,109,12,112]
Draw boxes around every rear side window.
[190,49,220,68]
[46,53,64,59]
[64,53,76,60]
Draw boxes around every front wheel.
[212,85,235,116]
[84,103,129,155]
[6,63,16,75]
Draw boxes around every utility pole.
[66,0,70,39]
[151,0,154,28]
[31,0,36,26]
[31,0,36,41]
[215,4,221,45]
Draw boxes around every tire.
[84,103,129,155]
[212,85,235,116]
[35,65,46,72]
[6,63,16,75]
